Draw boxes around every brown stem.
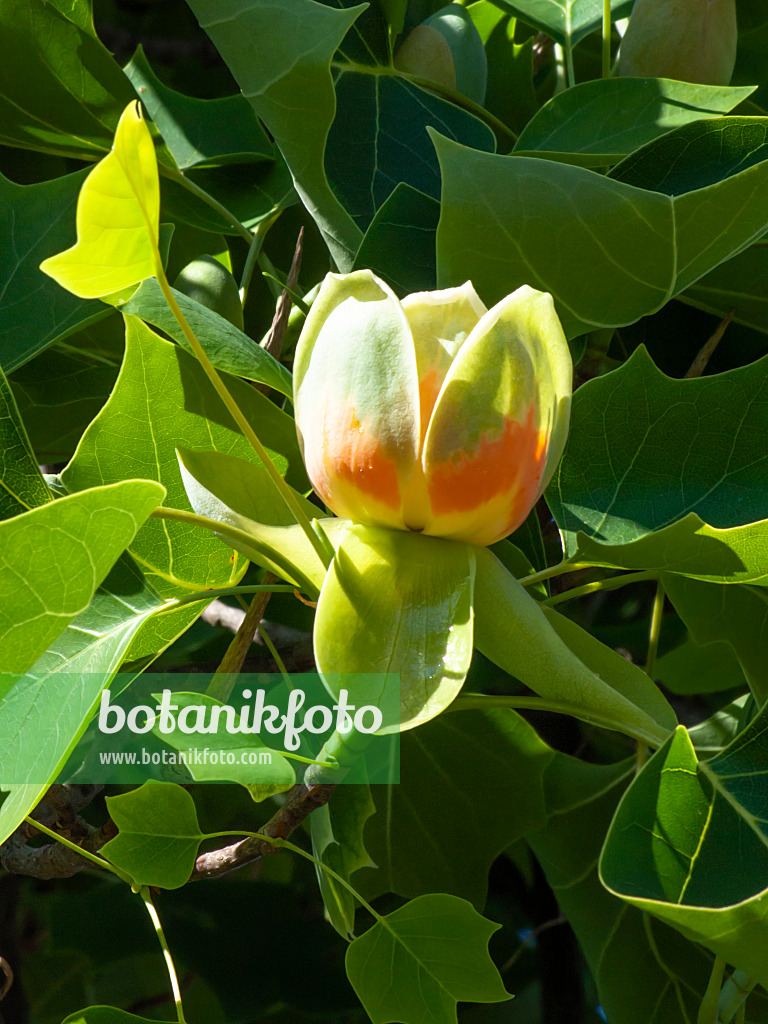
[190,782,335,881]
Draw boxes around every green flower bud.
[173,255,244,331]
[395,3,488,105]
[618,0,737,86]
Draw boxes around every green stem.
[697,955,726,1024]
[645,579,665,678]
[152,260,331,573]
[519,560,586,588]
[449,694,663,747]
[565,37,576,88]
[718,969,757,1022]
[162,583,296,612]
[158,165,253,243]
[221,828,383,922]
[602,0,611,79]
[260,272,310,313]
[257,621,292,687]
[239,212,279,306]
[330,61,518,146]
[140,887,188,1024]
[150,505,321,599]
[544,570,657,607]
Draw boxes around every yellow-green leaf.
[39,101,159,299]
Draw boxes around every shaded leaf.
[0,0,135,160]
[0,363,50,519]
[549,346,768,550]
[515,79,755,168]
[0,170,110,373]
[345,894,509,1023]
[600,715,768,990]
[434,134,768,337]
[352,183,440,294]
[326,70,494,232]
[489,0,633,47]
[359,709,552,907]
[186,0,365,269]
[124,46,272,170]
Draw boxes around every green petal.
[293,270,420,529]
[314,524,475,731]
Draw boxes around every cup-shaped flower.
[293,271,572,547]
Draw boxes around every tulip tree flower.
[293,271,572,548]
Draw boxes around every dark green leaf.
[0,0,135,160]
[601,715,768,989]
[515,80,754,168]
[611,117,768,195]
[345,894,509,1023]
[352,183,440,294]
[326,70,494,232]
[549,346,768,550]
[0,363,50,519]
[663,575,768,701]
[435,134,768,337]
[186,0,365,268]
[359,709,552,907]
[124,46,272,170]
[0,170,111,373]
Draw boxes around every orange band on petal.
[428,405,546,516]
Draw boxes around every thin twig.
[190,782,335,880]
[207,573,277,702]
[685,308,735,379]
[262,227,304,361]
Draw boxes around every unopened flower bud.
[395,4,487,105]
[618,0,737,86]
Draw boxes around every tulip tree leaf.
[473,546,674,746]
[9,347,119,466]
[576,515,768,590]
[471,2,538,137]
[0,0,135,160]
[102,782,205,889]
[662,576,768,702]
[176,447,327,597]
[124,46,273,170]
[0,364,51,520]
[0,553,169,846]
[655,638,746,697]
[434,133,768,337]
[326,70,495,232]
[514,79,755,168]
[549,346,768,554]
[63,1009,165,1024]
[186,0,365,270]
[0,479,164,676]
[489,0,633,47]
[611,117,768,196]
[352,183,440,295]
[61,318,305,598]
[315,524,475,732]
[359,709,553,907]
[39,102,160,301]
[0,170,110,373]
[122,279,293,398]
[682,243,768,336]
[527,754,717,1024]
[600,715,768,991]
[345,894,509,1023]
